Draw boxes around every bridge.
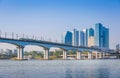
[0,37,114,60]
[0,30,114,60]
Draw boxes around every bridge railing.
[0,30,62,44]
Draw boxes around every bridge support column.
[102,52,106,59]
[99,52,102,59]
[17,46,24,60]
[63,50,67,60]
[88,52,92,60]
[106,53,110,59]
[44,48,49,60]
[95,52,98,59]
[76,51,82,60]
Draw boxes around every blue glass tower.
[80,29,88,47]
[72,29,79,46]
[95,23,109,48]
[85,29,88,46]
[80,31,85,46]
[63,31,72,45]
[88,28,94,37]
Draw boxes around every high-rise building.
[95,23,109,48]
[79,29,88,46]
[116,44,120,50]
[88,28,95,47]
[80,31,85,46]
[72,29,79,46]
[6,49,12,55]
[88,28,94,37]
[62,31,72,45]
[116,44,120,53]
[83,29,88,46]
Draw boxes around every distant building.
[6,49,12,55]
[95,23,109,48]
[80,31,85,46]
[72,29,79,46]
[80,29,88,46]
[88,28,94,37]
[0,49,4,53]
[63,31,72,45]
[88,28,95,47]
[116,44,120,52]
[13,49,17,54]
[83,29,88,46]
[88,37,95,47]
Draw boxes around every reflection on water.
[65,68,73,78]
[0,60,120,78]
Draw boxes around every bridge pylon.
[76,51,82,60]
[63,50,67,60]
[17,46,24,60]
[44,48,49,60]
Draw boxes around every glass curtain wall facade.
[80,29,88,47]
[63,31,72,45]
[95,23,109,48]
[72,29,79,46]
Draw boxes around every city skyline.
[63,23,109,49]
[0,0,120,49]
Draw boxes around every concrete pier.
[76,51,82,60]
[99,52,102,59]
[63,50,67,60]
[102,52,106,59]
[95,52,98,59]
[44,48,49,60]
[17,46,24,60]
[88,52,92,60]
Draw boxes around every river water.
[0,59,120,78]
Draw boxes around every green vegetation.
[24,51,43,60]
[49,51,63,60]
[0,50,90,60]
[67,50,76,55]
[82,50,89,54]
[0,54,17,59]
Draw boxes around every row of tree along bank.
[0,50,90,60]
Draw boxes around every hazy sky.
[0,0,120,50]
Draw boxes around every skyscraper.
[95,23,109,48]
[88,28,94,37]
[79,29,88,47]
[62,31,72,45]
[84,29,88,46]
[80,31,84,46]
[88,28,95,47]
[116,44,120,51]
[72,29,79,46]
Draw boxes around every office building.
[6,49,12,55]
[63,31,72,45]
[116,44,120,52]
[72,29,79,46]
[88,28,95,47]
[79,29,88,46]
[80,31,85,46]
[95,23,109,48]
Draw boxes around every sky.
[0,0,120,50]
